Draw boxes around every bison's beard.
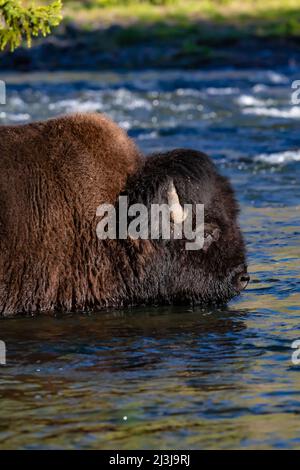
[120,245,246,309]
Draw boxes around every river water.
[0,69,299,449]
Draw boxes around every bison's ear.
[203,223,221,252]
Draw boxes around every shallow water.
[0,69,299,449]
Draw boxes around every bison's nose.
[236,272,250,291]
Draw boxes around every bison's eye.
[234,272,250,292]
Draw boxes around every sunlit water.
[0,70,299,449]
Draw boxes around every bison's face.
[123,148,249,307]
[166,224,249,306]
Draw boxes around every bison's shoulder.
[45,113,139,159]
[43,113,142,182]
[0,113,143,228]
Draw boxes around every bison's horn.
[167,180,187,224]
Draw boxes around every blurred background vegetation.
[62,0,300,36]
[1,0,300,68]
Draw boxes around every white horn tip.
[167,180,187,224]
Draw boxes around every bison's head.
[118,149,249,307]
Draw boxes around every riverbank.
[1,0,300,71]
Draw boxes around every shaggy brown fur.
[0,113,248,316]
[0,113,142,315]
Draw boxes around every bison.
[0,113,249,316]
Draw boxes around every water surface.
[0,69,299,449]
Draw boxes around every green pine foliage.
[0,0,62,51]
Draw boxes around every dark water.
[0,70,299,449]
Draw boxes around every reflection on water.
[0,70,299,449]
